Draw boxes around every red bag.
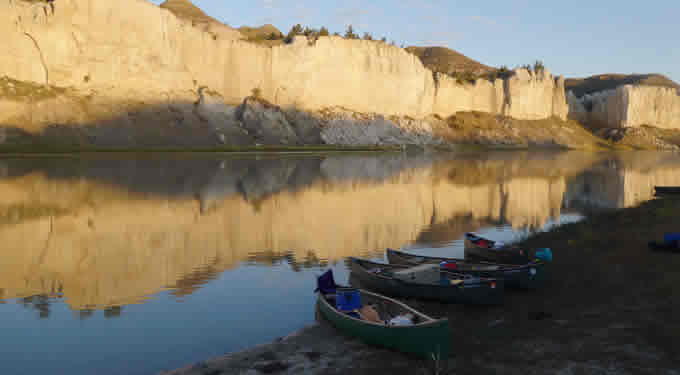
[441,261,457,270]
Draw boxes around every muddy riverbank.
[160,196,680,375]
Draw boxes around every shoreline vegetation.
[161,196,680,375]
[0,144,404,155]
[0,142,593,156]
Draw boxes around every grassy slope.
[237,24,286,46]
[238,24,282,39]
[432,111,623,151]
[0,144,401,155]
[405,46,494,76]
[159,0,222,25]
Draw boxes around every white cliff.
[568,85,680,129]
[0,0,570,143]
[504,69,569,120]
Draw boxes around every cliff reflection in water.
[1,151,679,314]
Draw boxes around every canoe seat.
[393,263,441,284]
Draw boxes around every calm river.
[1,150,679,375]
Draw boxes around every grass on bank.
[516,195,680,264]
[0,143,404,156]
[0,76,67,102]
[0,203,69,227]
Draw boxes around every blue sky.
[151,0,679,82]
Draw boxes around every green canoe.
[386,248,547,289]
[655,186,680,196]
[349,257,504,305]
[317,288,451,358]
[464,233,553,265]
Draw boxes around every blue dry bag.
[535,248,553,262]
[664,233,680,244]
[335,288,361,312]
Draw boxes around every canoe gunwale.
[351,257,472,280]
[350,257,499,286]
[316,289,445,328]
[386,249,542,270]
[654,186,680,193]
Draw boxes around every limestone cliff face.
[552,76,569,120]
[270,37,436,117]
[433,74,505,116]
[568,84,680,129]
[623,86,680,129]
[504,69,569,120]
[0,0,569,140]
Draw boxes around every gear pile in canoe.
[386,248,547,289]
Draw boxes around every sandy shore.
[160,196,680,375]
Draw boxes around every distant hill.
[159,0,241,40]
[160,0,221,25]
[566,74,680,97]
[237,24,286,46]
[238,24,283,40]
[405,46,494,76]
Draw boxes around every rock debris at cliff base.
[0,83,613,150]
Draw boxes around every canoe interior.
[464,233,534,265]
[386,249,546,289]
[465,233,525,252]
[465,232,500,248]
[351,257,491,283]
[317,288,452,358]
[319,288,432,326]
[387,249,523,270]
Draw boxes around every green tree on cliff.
[291,24,303,34]
[285,24,304,43]
[533,60,545,73]
[344,25,358,39]
[267,32,283,40]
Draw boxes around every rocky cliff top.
[566,74,680,97]
[405,46,494,76]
